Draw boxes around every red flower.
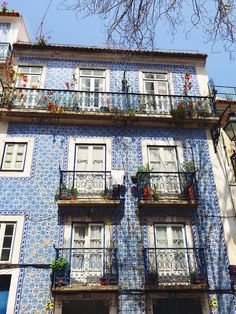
[65,82,70,89]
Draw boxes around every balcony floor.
[52,284,119,293]
[0,108,218,128]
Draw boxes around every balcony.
[0,85,217,127]
[144,247,207,290]
[0,43,11,62]
[137,171,198,211]
[57,171,121,211]
[51,247,118,291]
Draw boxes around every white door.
[80,69,105,111]
[71,224,104,284]
[143,73,170,114]
[74,145,106,197]
[154,224,188,283]
[147,146,180,196]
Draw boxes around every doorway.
[153,298,202,314]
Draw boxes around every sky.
[7,0,236,88]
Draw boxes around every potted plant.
[152,185,160,201]
[143,185,153,199]
[189,272,206,284]
[59,184,70,200]
[182,160,196,172]
[51,257,69,287]
[70,187,78,200]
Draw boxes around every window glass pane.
[73,225,85,248]
[30,67,42,74]
[81,78,91,91]
[4,225,14,236]
[93,70,105,77]
[145,82,155,94]
[18,67,30,73]
[172,227,184,247]
[157,82,168,94]
[144,73,155,79]
[94,78,104,92]
[2,237,12,248]
[155,226,168,247]
[155,73,167,80]
[81,69,92,76]
[0,249,10,261]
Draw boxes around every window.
[147,146,178,172]
[143,72,168,95]
[17,66,42,88]
[0,223,16,262]
[75,144,105,171]
[73,144,106,196]
[153,224,188,283]
[143,72,170,114]
[71,223,105,283]
[80,69,106,92]
[147,146,180,196]
[79,69,106,110]
[1,143,27,171]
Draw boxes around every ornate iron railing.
[0,85,216,116]
[52,248,118,287]
[59,170,120,199]
[144,248,207,286]
[0,43,11,61]
[137,171,197,201]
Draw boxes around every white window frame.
[72,223,105,248]
[154,223,186,248]
[76,66,110,92]
[0,215,24,314]
[68,137,112,172]
[15,64,47,89]
[139,70,173,94]
[1,142,27,171]
[0,215,24,264]
[147,217,193,248]
[0,137,34,177]
[143,72,169,94]
[75,144,106,171]
[16,65,44,89]
[0,222,16,263]
[141,139,184,168]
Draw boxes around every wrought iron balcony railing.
[59,170,120,200]
[144,248,207,286]
[52,248,118,287]
[137,171,197,201]
[0,43,11,61]
[0,85,215,117]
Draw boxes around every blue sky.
[8,0,236,87]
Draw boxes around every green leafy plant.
[182,160,196,172]
[51,257,69,272]
[127,107,136,117]
[153,185,161,201]
[137,163,153,173]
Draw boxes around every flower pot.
[186,185,195,201]
[143,186,153,199]
[70,195,76,201]
[100,277,107,285]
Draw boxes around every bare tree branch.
[58,0,236,55]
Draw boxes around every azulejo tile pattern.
[0,57,234,313]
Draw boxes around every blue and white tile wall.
[0,57,234,313]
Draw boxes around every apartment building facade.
[0,12,235,314]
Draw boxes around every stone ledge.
[52,284,119,293]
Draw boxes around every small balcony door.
[74,144,106,197]
[71,223,104,284]
[154,224,189,283]
[147,146,180,196]
[79,69,106,111]
[143,72,170,114]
